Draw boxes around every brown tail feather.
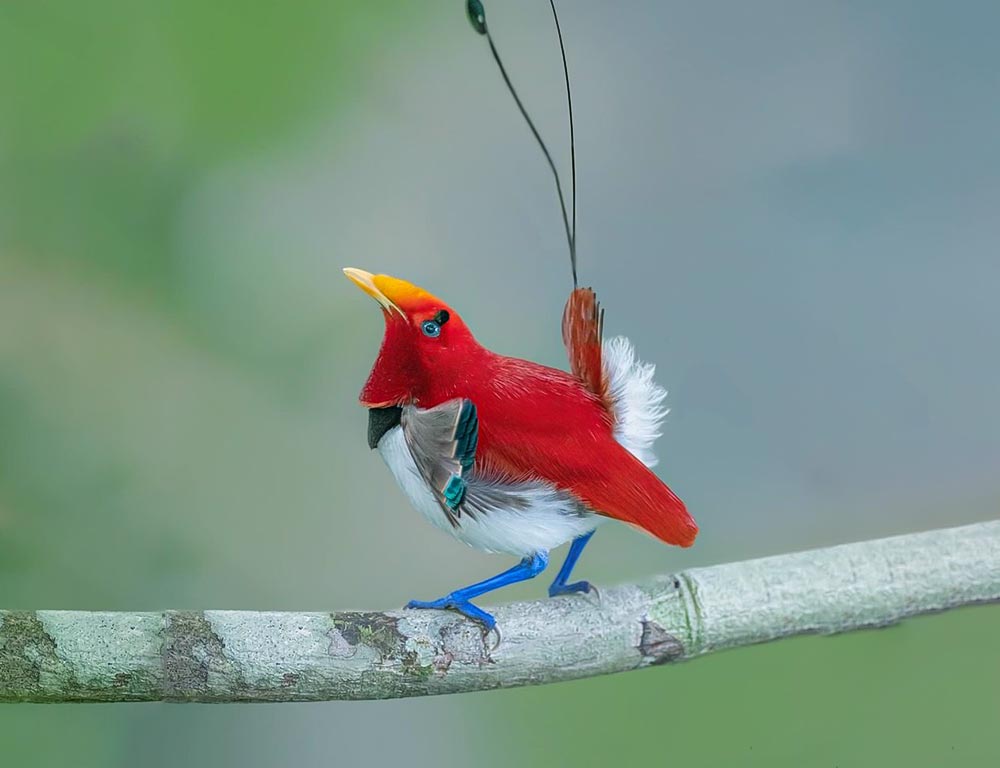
[562,288,611,411]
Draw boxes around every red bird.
[345,268,697,629]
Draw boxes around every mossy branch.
[1,521,998,703]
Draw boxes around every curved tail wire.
[467,0,578,288]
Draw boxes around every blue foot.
[548,530,596,598]
[405,552,549,631]
[548,580,594,597]
[404,596,497,630]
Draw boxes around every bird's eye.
[421,320,441,338]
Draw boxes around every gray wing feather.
[401,399,587,527]
[401,400,475,525]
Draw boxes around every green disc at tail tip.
[466,0,487,35]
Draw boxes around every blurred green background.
[2,0,998,765]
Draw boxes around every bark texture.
[1,521,997,702]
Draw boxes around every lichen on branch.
[1,521,998,703]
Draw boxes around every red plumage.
[347,270,697,549]
[454,353,696,548]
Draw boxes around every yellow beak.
[343,267,403,316]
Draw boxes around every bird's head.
[343,268,481,407]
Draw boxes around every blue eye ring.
[421,320,441,338]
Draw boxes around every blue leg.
[405,551,549,630]
[548,530,596,597]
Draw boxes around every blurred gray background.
[1,1,998,765]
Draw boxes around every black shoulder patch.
[368,406,403,449]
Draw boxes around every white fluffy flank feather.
[602,335,669,467]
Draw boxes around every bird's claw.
[482,622,502,652]
[548,580,598,599]
[404,595,497,633]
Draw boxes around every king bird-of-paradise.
[343,1,698,632]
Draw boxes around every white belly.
[376,426,599,557]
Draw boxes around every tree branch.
[2,521,998,703]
